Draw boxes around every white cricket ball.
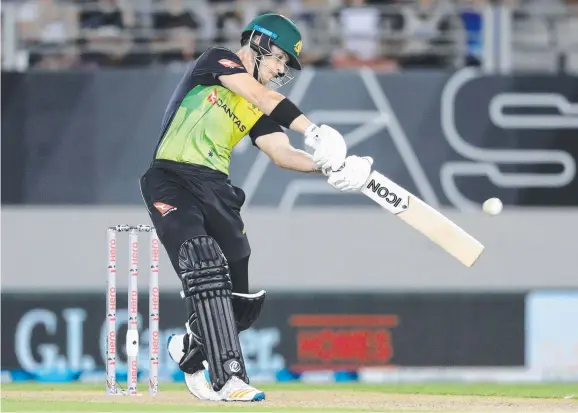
[482,197,503,216]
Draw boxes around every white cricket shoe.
[185,370,221,401]
[167,334,220,401]
[167,333,187,364]
[217,376,265,402]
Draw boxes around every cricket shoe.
[167,334,221,401]
[167,333,187,364]
[217,376,265,402]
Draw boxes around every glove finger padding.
[304,136,318,149]
[313,149,327,164]
[306,125,347,172]
[327,172,346,190]
[323,126,347,171]
[336,178,349,190]
[327,155,372,192]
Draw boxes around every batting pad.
[178,236,248,390]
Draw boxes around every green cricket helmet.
[242,13,303,88]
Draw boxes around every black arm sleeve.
[249,115,283,147]
[192,47,248,83]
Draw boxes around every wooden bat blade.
[361,171,484,267]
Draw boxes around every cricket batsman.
[139,13,373,402]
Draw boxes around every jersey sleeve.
[249,115,284,147]
[192,47,248,81]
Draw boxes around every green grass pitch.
[1,382,576,412]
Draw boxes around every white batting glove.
[327,155,373,192]
[304,124,347,172]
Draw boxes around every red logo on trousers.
[153,202,177,216]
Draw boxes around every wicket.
[106,224,160,396]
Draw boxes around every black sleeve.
[249,115,284,147]
[192,47,248,82]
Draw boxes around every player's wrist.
[304,123,317,133]
[304,123,318,137]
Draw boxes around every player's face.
[259,45,290,85]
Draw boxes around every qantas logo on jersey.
[207,89,218,104]
[207,91,248,133]
[218,59,241,69]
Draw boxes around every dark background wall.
[3,68,577,208]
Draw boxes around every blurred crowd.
[2,0,576,71]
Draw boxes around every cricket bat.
[361,170,484,267]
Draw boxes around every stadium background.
[2,0,577,385]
